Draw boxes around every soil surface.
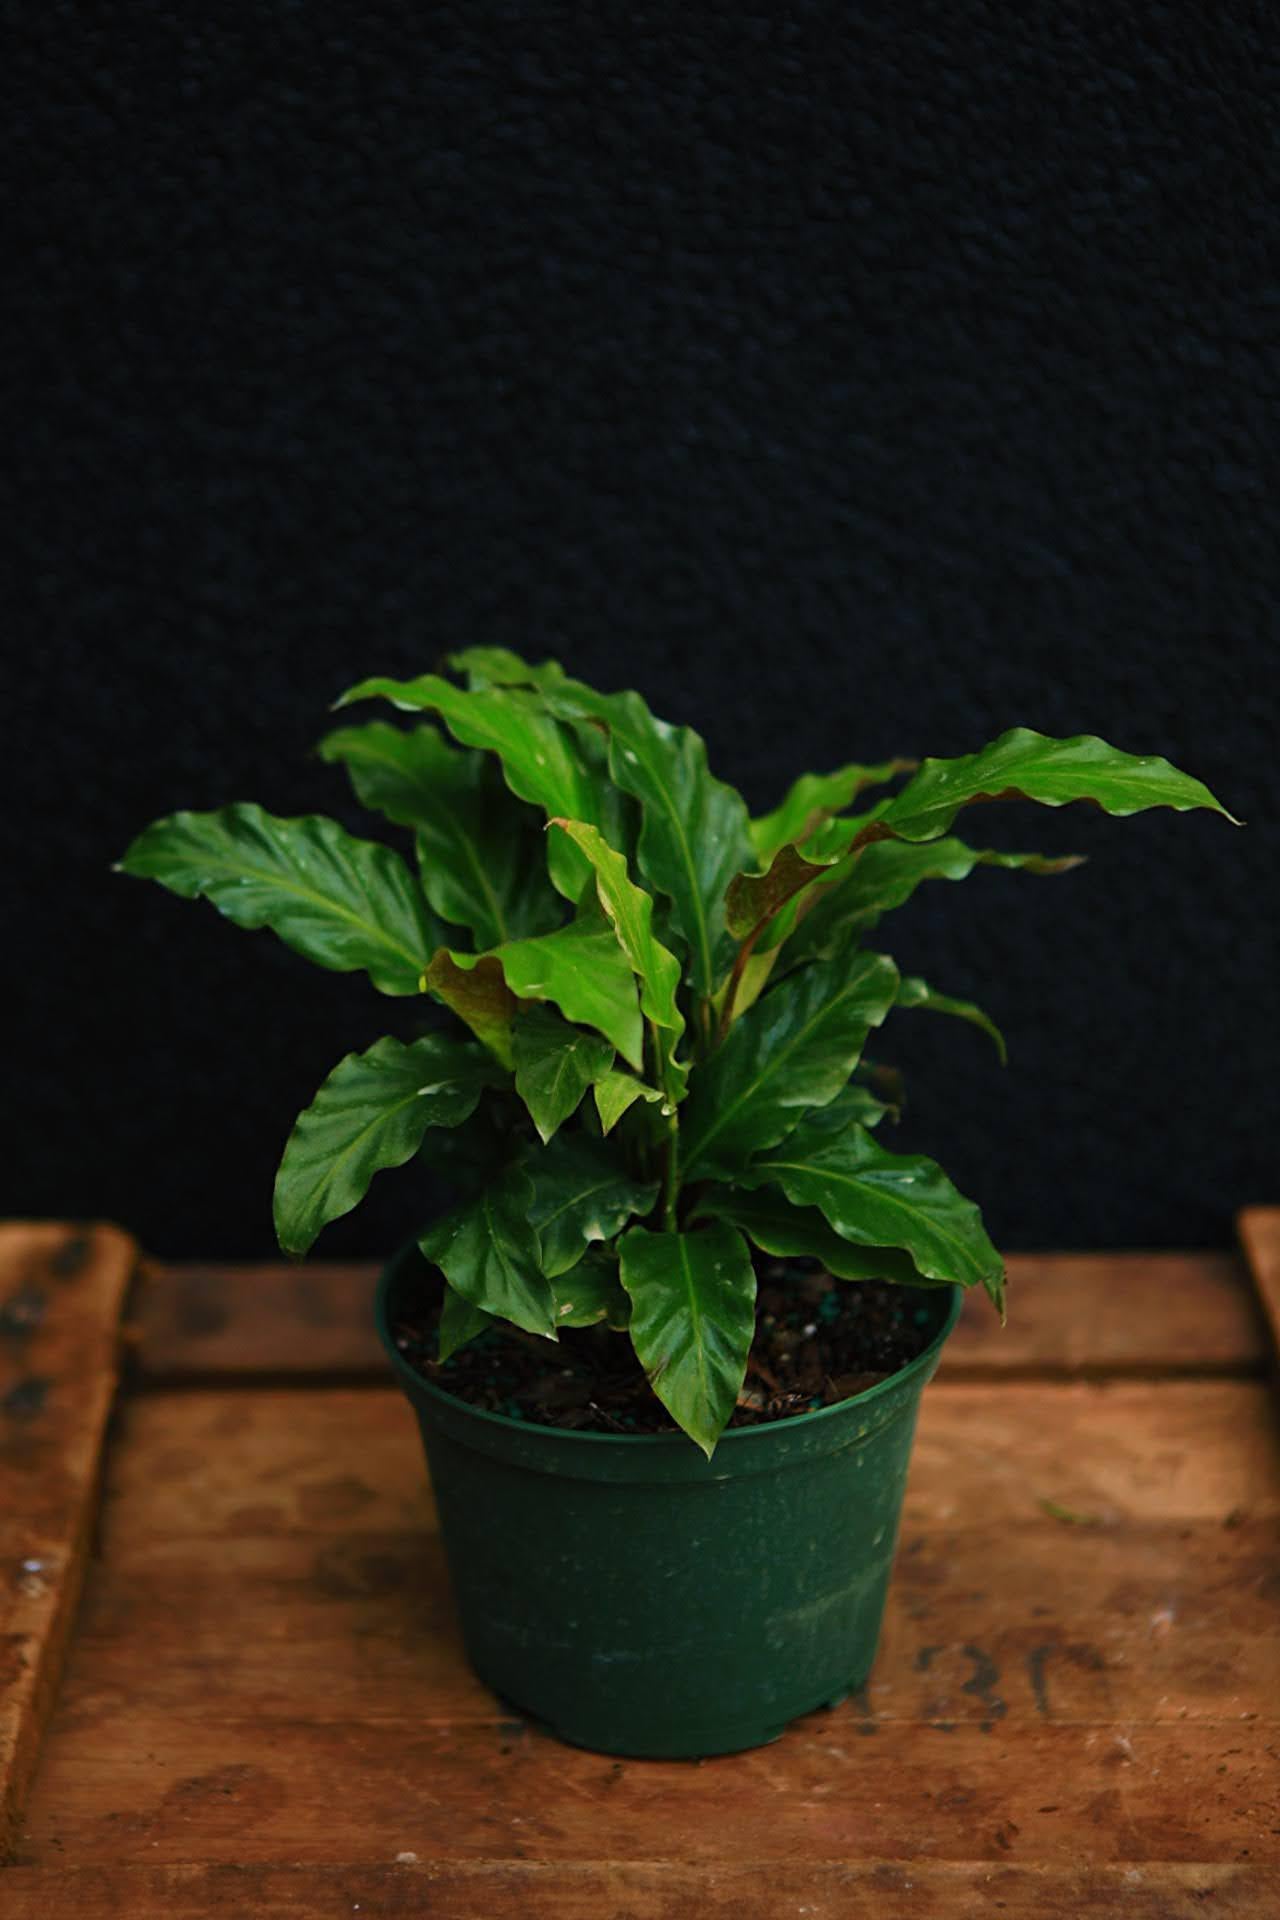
[392,1259,941,1435]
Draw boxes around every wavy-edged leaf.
[438,1284,494,1360]
[551,1248,632,1329]
[420,1167,556,1336]
[319,721,560,946]
[777,837,1085,975]
[117,805,439,996]
[788,1082,896,1137]
[541,682,753,997]
[696,1189,935,1287]
[619,1223,757,1456]
[549,819,683,1039]
[594,1068,663,1135]
[333,674,601,898]
[724,843,839,942]
[512,1005,614,1144]
[750,760,917,861]
[681,952,900,1179]
[871,727,1239,843]
[740,1117,1005,1312]
[453,902,645,1070]
[273,1034,505,1256]
[895,975,1007,1064]
[525,1134,660,1279]
[450,647,567,692]
[425,951,517,1066]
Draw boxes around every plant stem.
[661,1110,680,1232]
[715,928,761,1044]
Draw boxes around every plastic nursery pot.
[376,1241,961,1761]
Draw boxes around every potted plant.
[118,650,1235,1757]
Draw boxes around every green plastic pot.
[377,1241,961,1759]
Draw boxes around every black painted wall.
[4,4,1277,1258]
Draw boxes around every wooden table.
[2,1217,1278,1917]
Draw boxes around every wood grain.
[1239,1208,1280,1368]
[13,1379,1279,1875]
[0,1223,136,1860]
[1,1860,1277,1919]
[132,1248,1267,1383]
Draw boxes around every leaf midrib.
[684,960,891,1169]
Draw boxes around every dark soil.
[391,1259,941,1435]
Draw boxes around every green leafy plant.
[119,652,1236,1453]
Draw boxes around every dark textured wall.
[4,3,1276,1259]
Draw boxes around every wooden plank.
[0,1223,136,1860]
[14,1379,1280,1872]
[1239,1208,1280,1366]
[14,1714,1280,1867]
[1,1860,1277,1919]
[132,1250,1265,1383]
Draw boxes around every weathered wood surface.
[4,1236,1278,1915]
[1,1861,1277,1919]
[1239,1209,1280,1368]
[133,1248,1266,1383]
[12,1380,1280,1886]
[0,1224,137,1858]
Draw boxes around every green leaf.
[619,1223,757,1456]
[319,721,560,946]
[551,1247,632,1329]
[750,760,917,861]
[895,975,1008,1064]
[512,1005,614,1144]
[273,1034,505,1256]
[332,674,602,899]
[871,728,1239,843]
[724,843,840,942]
[438,1284,494,1360]
[740,1117,1005,1312]
[420,1168,556,1336]
[525,1134,660,1279]
[449,647,567,692]
[777,837,1084,975]
[116,804,439,996]
[593,1068,663,1135]
[456,901,645,1070]
[549,819,684,1041]
[681,952,900,1179]
[696,1190,935,1287]
[425,951,517,1066]
[790,1082,896,1136]
[541,682,753,997]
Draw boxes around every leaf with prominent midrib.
[871,728,1239,843]
[525,1134,660,1279]
[332,673,602,898]
[681,952,900,1179]
[619,1223,757,1457]
[542,680,753,998]
[549,819,684,1040]
[273,1034,505,1256]
[318,721,561,946]
[512,1005,614,1144]
[749,760,917,861]
[420,1167,557,1336]
[696,1189,935,1287]
[895,975,1007,1063]
[739,1116,1005,1312]
[777,837,1084,975]
[447,902,645,1070]
[116,804,439,996]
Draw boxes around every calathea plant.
[119,653,1234,1453]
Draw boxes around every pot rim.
[375,1237,965,1452]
